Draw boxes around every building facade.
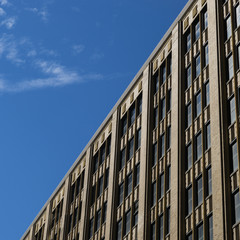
[21,0,240,239]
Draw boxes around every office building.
[21,0,240,239]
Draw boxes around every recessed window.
[99,144,105,165]
[137,95,142,116]
[152,181,156,206]
[89,218,94,238]
[186,32,191,52]
[205,123,211,150]
[187,232,192,240]
[104,169,109,189]
[122,115,127,136]
[160,134,165,158]
[203,11,208,30]
[195,22,200,41]
[153,107,158,129]
[231,142,238,173]
[128,138,134,160]
[196,176,203,206]
[93,154,98,173]
[195,92,201,118]
[208,215,213,240]
[207,167,212,196]
[159,214,164,240]
[205,82,210,107]
[126,173,132,196]
[133,202,138,226]
[187,103,192,128]
[195,55,201,78]
[161,63,166,84]
[151,222,156,240]
[187,186,192,215]
[196,133,202,161]
[186,66,191,89]
[229,97,236,125]
[129,106,135,127]
[135,164,140,186]
[167,126,171,150]
[234,191,240,224]
[197,223,203,240]
[228,55,234,80]
[102,203,107,223]
[187,144,192,170]
[167,89,171,111]
[97,176,103,197]
[95,209,101,231]
[125,210,131,235]
[236,5,240,27]
[161,97,166,120]
[154,72,159,94]
[166,207,170,235]
[166,166,171,191]
[153,143,157,167]
[117,220,122,240]
[120,148,126,170]
[160,173,164,199]
[204,44,209,67]
[226,16,232,40]
[238,45,240,70]
[119,183,124,205]
[136,128,141,150]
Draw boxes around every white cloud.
[0,7,6,16]
[0,0,8,6]
[27,50,37,57]
[25,7,48,22]
[90,52,104,61]
[1,17,16,29]
[72,44,85,54]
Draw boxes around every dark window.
[153,107,158,129]
[51,210,55,228]
[120,148,126,170]
[196,133,202,161]
[197,223,203,240]
[122,115,127,136]
[117,220,122,240]
[128,138,134,160]
[196,176,203,206]
[160,134,165,158]
[76,177,80,196]
[204,44,209,67]
[166,166,171,191]
[129,106,135,127]
[151,222,156,240]
[195,55,201,78]
[125,210,131,235]
[96,209,101,231]
[229,97,236,124]
[205,82,210,107]
[106,136,111,156]
[102,203,107,223]
[187,232,192,240]
[126,173,132,196]
[68,214,72,233]
[100,144,105,165]
[207,167,212,196]
[70,183,75,203]
[159,214,164,240]
[187,144,192,170]
[161,98,166,120]
[105,169,109,189]
[119,183,124,205]
[136,128,141,150]
[160,173,164,198]
[152,181,156,206]
[73,207,78,227]
[205,124,211,150]
[137,95,142,116]
[203,11,208,30]
[135,164,140,186]
[166,207,170,235]
[167,126,171,150]
[208,215,213,240]
[93,155,98,173]
[154,72,159,94]
[187,186,192,215]
[228,55,234,80]
[186,32,191,52]
[89,218,94,238]
[133,202,138,226]
[234,191,240,224]
[153,143,157,166]
[167,89,171,111]
[91,185,96,205]
[186,66,191,89]
[168,55,172,75]
[196,92,201,118]
[187,103,192,128]
[231,142,238,172]
[98,176,103,197]
[226,16,232,40]
[238,45,240,69]
[195,22,200,41]
[161,63,166,84]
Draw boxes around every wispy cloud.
[25,7,48,22]
[72,44,85,55]
[0,7,6,16]
[90,52,104,61]
[1,17,16,29]
[0,0,8,6]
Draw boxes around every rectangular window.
[152,181,156,206]
[168,55,172,75]
[117,220,122,240]
[151,222,156,240]
[160,134,165,158]
[122,115,127,136]
[127,173,132,196]
[137,95,142,116]
[167,126,171,150]
[136,128,141,150]
[120,148,126,170]
[159,214,164,240]
[207,167,212,196]
[186,66,191,89]
[195,22,200,41]
[205,82,210,107]
[129,106,135,127]
[98,176,103,197]
[234,191,240,224]
[187,187,192,215]
[197,223,203,240]
[166,166,171,191]
[133,202,138,226]
[237,5,240,27]
[195,55,201,78]
[125,210,131,235]
[93,155,98,173]
[135,164,140,186]
[128,138,134,160]
[206,124,211,150]
[226,16,232,39]
[204,44,209,66]
[160,173,164,198]
[196,133,202,161]
[187,233,192,240]
[228,55,234,80]
[208,215,213,240]
[106,136,111,156]
[68,214,72,233]
[230,97,236,124]
[154,107,158,129]
[203,11,208,30]
[167,89,171,111]
[161,63,166,84]
[161,97,166,120]
[196,176,203,206]
[96,209,101,231]
[166,207,170,235]
[104,169,109,189]
[100,144,105,165]
[153,143,157,166]
[196,92,201,118]
[89,218,94,238]
[187,33,191,52]
[154,72,159,94]
[187,103,192,128]
[231,142,238,172]
[187,144,192,170]
[119,183,124,205]
[73,207,78,227]
[238,45,240,69]
[102,203,107,223]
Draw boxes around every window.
[234,191,240,224]
[154,72,159,94]
[187,187,192,215]
[231,142,238,172]
[228,55,234,80]
[96,209,101,231]
[195,55,201,78]
[160,173,164,198]
[229,97,236,124]
[168,55,172,75]
[137,95,142,116]
[208,215,213,240]
[196,92,201,118]
[129,106,135,126]
[93,155,98,173]
[167,126,171,150]
[153,107,158,129]
[226,16,232,40]
[166,207,170,235]
[160,134,165,158]
[187,144,192,170]
[196,176,203,206]
[133,202,138,226]
[195,22,200,41]
[206,124,211,150]
[187,233,192,240]
[152,181,156,206]
[187,103,192,128]
[205,82,210,107]
[102,203,107,223]
[89,218,94,239]
[207,167,212,196]
[120,148,126,170]
[196,133,202,161]
[91,185,96,205]
[135,164,140,186]
[125,210,131,235]
[238,45,240,69]
[186,66,191,89]
[166,166,171,191]
[186,32,191,52]
[126,173,132,196]
[117,220,122,240]
[167,89,171,111]
[161,63,166,84]
[76,177,80,197]
[136,128,141,150]
[68,214,72,233]
[159,214,164,240]
[70,183,75,203]
[106,137,111,156]
[151,222,156,240]
[100,144,105,165]
[105,169,109,189]
[237,5,240,27]
[203,11,208,30]
[122,115,127,136]
[119,183,124,205]
[73,207,78,227]
[204,44,209,67]
[98,176,103,197]
[161,98,166,120]
[153,143,157,166]
[128,138,134,160]
[197,223,203,240]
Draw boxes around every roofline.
[20,0,195,239]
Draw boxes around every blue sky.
[0,0,188,239]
